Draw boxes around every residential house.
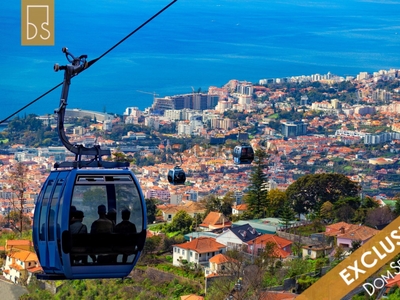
[302,244,333,259]
[3,250,41,284]
[5,240,32,252]
[380,273,400,299]
[325,222,379,248]
[232,203,247,216]
[204,253,238,277]
[246,234,292,259]
[172,237,226,267]
[199,212,231,232]
[259,291,297,300]
[158,201,206,222]
[216,224,260,250]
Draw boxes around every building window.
[195,253,198,259]
[190,251,192,257]
[307,249,312,256]
[182,250,185,255]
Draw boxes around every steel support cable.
[0,0,178,124]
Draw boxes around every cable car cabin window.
[39,180,54,241]
[69,175,143,265]
[47,180,63,241]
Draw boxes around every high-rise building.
[152,93,218,112]
[281,121,307,138]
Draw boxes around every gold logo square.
[21,0,54,46]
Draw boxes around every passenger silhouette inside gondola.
[90,205,113,263]
[115,209,137,263]
[91,205,113,234]
[70,210,88,264]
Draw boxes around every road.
[0,278,28,300]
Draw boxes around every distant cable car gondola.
[233,143,254,164]
[167,166,186,185]
[32,48,147,280]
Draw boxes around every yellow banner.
[21,0,54,46]
[297,216,400,299]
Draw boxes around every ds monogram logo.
[21,0,54,46]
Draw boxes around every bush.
[297,275,318,293]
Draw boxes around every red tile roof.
[199,212,231,229]
[325,222,379,241]
[10,250,38,262]
[248,234,292,248]
[233,204,247,211]
[247,234,292,258]
[338,225,379,241]
[209,253,235,264]
[174,237,225,254]
[260,291,297,300]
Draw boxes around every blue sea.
[1,0,400,118]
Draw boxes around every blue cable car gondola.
[32,48,147,280]
[167,166,186,185]
[233,143,254,165]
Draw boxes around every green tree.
[335,204,355,223]
[200,194,221,216]
[320,201,334,223]
[280,199,295,230]
[267,188,286,217]
[146,198,158,224]
[167,211,194,234]
[353,197,379,224]
[221,191,236,216]
[393,196,400,217]
[286,173,360,218]
[244,149,269,218]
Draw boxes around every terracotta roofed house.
[232,203,247,216]
[199,211,231,232]
[247,234,292,258]
[5,240,32,252]
[3,250,40,284]
[325,222,379,248]
[172,237,226,267]
[204,253,238,277]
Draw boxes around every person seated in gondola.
[70,210,88,264]
[115,209,137,234]
[115,209,137,263]
[106,208,117,228]
[90,205,114,263]
[91,205,113,234]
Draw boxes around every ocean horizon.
[1,0,400,118]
